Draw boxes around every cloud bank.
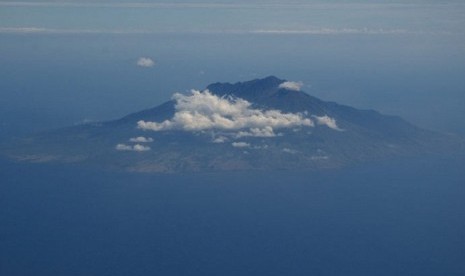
[136,57,155,67]
[137,90,341,140]
[279,81,304,91]
[0,27,435,36]
[138,90,313,132]
[0,25,435,36]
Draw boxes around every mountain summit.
[207,76,330,114]
[2,76,463,172]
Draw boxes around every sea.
[1,156,464,275]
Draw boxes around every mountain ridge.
[2,76,463,173]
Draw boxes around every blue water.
[1,157,464,275]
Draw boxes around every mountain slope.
[2,76,463,172]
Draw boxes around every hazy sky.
[1,1,464,35]
[1,0,465,138]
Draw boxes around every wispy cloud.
[0,2,461,36]
[0,2,265,8]
[0,2,459,9]
[0,27,49,33]
[212,136,228,143]
[116,143,151,152]
[136,57,155,68]
[0,27,154,34]
[232,142,250,148]
[279,81,304,91]
[0,27,439,36]
[313,115,343,131]
[116,144,132,151]
[129,136,153,143]
[282,148,298,154]
[252,28,413,35]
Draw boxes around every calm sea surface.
[1,157,464,275]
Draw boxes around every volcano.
[2,76,463,172]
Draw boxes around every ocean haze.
[1,32,464,140]
[1,0,465,139]
[1,1,464,35]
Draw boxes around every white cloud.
[311,155,329,160]
[115,143,151,152]
[253,144,269,150]
[133,144,151,152]
[138,90,314,134]
[313,115,343,131]
[136,57,155,68]
[235,126,276,138]
[282,148,298,154]
[212,136,228,143]
[129,136,153,143]
[279,81,304,91]
[232,142,250,148]
[116,144,132,151]
[136,90,343,143]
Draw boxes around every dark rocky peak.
[206,76,287,101]
[207,76,330,114]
